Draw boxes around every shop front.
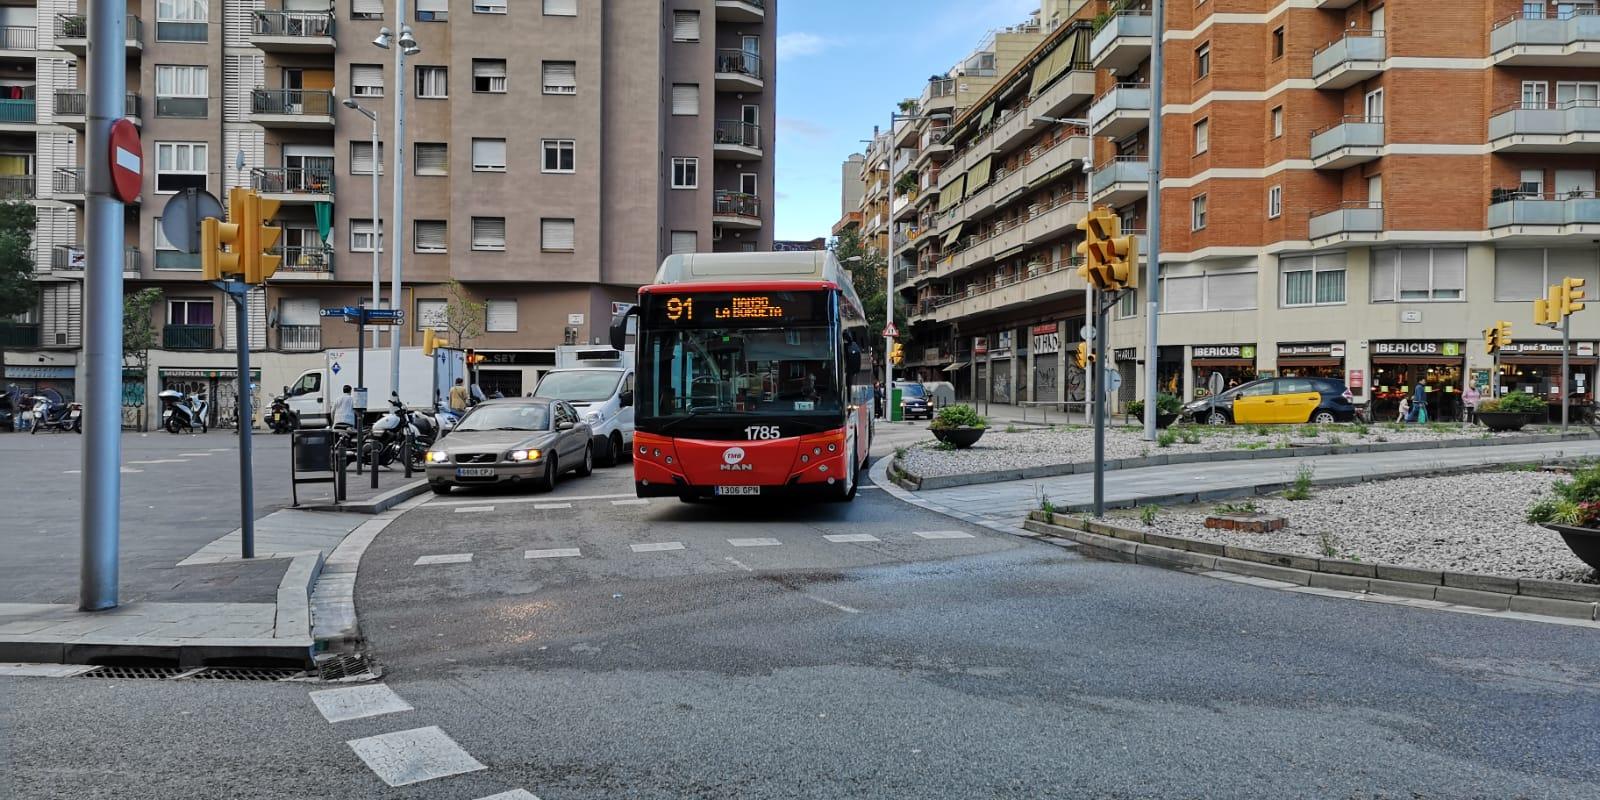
[474,350,558,398]
[1370,341,1464,423]
[1156,346,1184,398]
[1276,342,1346,380]
[158,367,262,428]
[1114,347,1139,407]
[1191,344,1257,398]
[3,364,76,401]
[1031,324,1061,404]
[1496,340,1598,422]
[988,331,1014,404]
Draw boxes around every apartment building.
[1,0,776,420]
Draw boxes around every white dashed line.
[725,556,754,572]
[207,448,232,452]
[823,533,880,543]
[120,468,143,474]
[728,537,781,547]
[631,542,684,552]
[525,548,581,559]
[857,485,883,490]
[413,553,473,566]
[474,791,542,800]
[178,452,211,457]
[310,685,414,723]
[128,458,188,464]
[453,506,495,514]
[801,593,861,614]
[63,470,80,474]
[346,726,487,787]
[912,530,976,539]
[611,499,650,506]
[534,503,572,510]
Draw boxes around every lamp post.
[342,97,381,349]
[373,20,419,395]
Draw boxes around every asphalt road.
[7,422,1600,798]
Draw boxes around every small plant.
[1296,424,1321,438]
[1128,394,1183,420]
[931,403,986,430]
[1248,424,1271,437]
[1139,505,1159,526]
[1235,441,1268,451]
[1501,462,1539,473]
[894,446,907,460]
[1156,429,1178,448]
[1316,530,1340,558]
[1179,428,1202,445]
[932,440,957,451]
[1489,391,1547,415]
[1005,424,1021,433]
[1326,434,1343,446]
[1284,463,1315,501]
[1353,423,1370,436]
[1384,422,1406,432]
[1213,500,1259,514]
[1526,463,1600,527]
[1038,490,1056,523]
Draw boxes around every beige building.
[2,0,776,416]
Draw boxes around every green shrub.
[1492,391,1547,414]
[1156,429,1177,448]
[1284,463,1314,501]
[1248,424,1271,437]
[1213,500,1259,514]
[1179,428,1202,445]
[1353,423,1370,436]
[1128,393,1182,419]
[1296,424,1320,438]
[1139,505,1159,526]
[931,403,986,430]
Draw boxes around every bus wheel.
[837,443,859,502]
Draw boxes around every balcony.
[1024,135,1090,185]
[986,218,1028,262]
[163,325,214,351]
[275,244,335,279]
[1030,67,1095,124]
[990,163,1027,207]
[991,108,1034,152]
[1489,191,1600,237]
[1490,10,1600,66]
[1090,156,1149,206]
[1488,101,1600,152]
[51,245,141,275]
[0,321,39,348]
[1316,0,1362,7]
[891,193,918,221]
[251,10,335,53]
[1309,116,1384,169]
[921,77,956,113]
[54,14,142,57]
[933,258,1085,323]
[714,120,762,159]
[1089,84,1150,139]
[0,25,36,54]
[279,324,322,352]
[715,49,763,92]
[51,167,83,203]
[947,230,993,273]
[1024,193,1090,243]
[0,96,35,129]
[250,89,335,128]
[1091,12,1153,75]
[155,250,201,270]
[251,167,334,202]
[54,92,141,129]
[1312,31,1386,90]
[1309,202,1384,241]
[714,0,764,24]
[713,190,762,229]
[0,174,34,199]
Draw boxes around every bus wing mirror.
[845,340,863,376]
[610,304,638,351]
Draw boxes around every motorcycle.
[1,385,25,432]
[362,396,440,470]
[159,389,208,434]
[29,389,82,434]
[265,392,297,434]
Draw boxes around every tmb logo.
[720,446,753,471]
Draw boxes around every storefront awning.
[1275,357,1343,368]
[943,361,968,372]
[1190,358,1255,368]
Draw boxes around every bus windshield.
[641,326,840,417]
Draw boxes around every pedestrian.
[1396,395,1411,424]
[874,381,885,418]
[333,384,356,429]
[1462,383,1480,424]
[449,377,469,413]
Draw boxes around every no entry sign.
[108,118,141,204]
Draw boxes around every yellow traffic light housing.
[1563,276,1586,316]
[890,342,905,366]
[241,192,283,284]
[422,328,442,356]
[1534,297,1551,326]
[1497,319,1513,349]
[1107,232,1139,290]
[1076,206,1123,291]
[201,188,245,281]
[1483,326,1497,355]
[1074,341,1092,370]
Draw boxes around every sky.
[773,0,1042,242]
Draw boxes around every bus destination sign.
[647,291,825,327]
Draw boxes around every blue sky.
[773,0,1040,241]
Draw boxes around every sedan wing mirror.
[557,420,576,431]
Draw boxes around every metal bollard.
[404,428,414,478]
[334,442,347,502]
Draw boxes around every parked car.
[1182,377,1356,425]
[896,381,933,420]
[424,398,593,495]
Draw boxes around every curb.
[897,431,1597,491]
[303,479,430,515]
[1023,512,1600,623]
[310,491,433,654]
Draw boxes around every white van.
[533,368,635,466]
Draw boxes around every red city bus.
[610,252,873,501]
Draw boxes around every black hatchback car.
[895,382,933,420]
[1181,376,1357,426]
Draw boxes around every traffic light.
[1106,230,1139,290]
[1550,283,1567,323]
[1483,325,1498,355]
[1074,341,1093,370]
[1562,277,1586,316]
[422,329,447,356]
[1497,320,1513,349]
[1535,296,1552,326]
[240,192,283,284]
[890,342,904,366]
[201,188,244,281]
[466,348,483,367]
[1076,206,1118,291]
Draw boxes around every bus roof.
[648,252,867,325]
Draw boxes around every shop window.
[1371,248,1466,303]
[1281,253,1346,307]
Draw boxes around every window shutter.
[472,217,506,249]
[543,62,577,91]
[415,143,447,175]
[351,65,383,94]
[670,231,697,255]
[542,218,575,251]
[1399,250,1432,297]
[415,220,447,252]
[671,84,699,115]
[352,0,383,17]
[1369,249,1396,302]
[485,300,517,332]
[350,141,382,174]
[280,298,320,326]
[416,0,448,11]
[1495,249,1545,301]
[417,299,447,330]
[1164,276,1203,312]
[472,138,506,169]
[673,11,700,41]
[473,60,507,79]
[1205,272,1256,311]
[223,288,267,351]
[1431,248,1467,296]
[1550,247,1600,288]
[543,0,577,15]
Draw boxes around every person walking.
[333,385,356,429]
[1462,383,1481,424]
[449,377,470,414]
[1396,395,1411,424]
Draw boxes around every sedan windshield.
[454,404,549,432]
[536,371,621,403]
[899,384,927,398]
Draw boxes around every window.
[542,218,576,251]
[156,142,207,193]
[1162,271,1259,313]
[1268,185,1282,219]
[670,230,697,255]
[350,219,383,252]
[415,0,448,22]
[472,217,507,251]
[1117,288,1137,319]
[416,66,447,99]
[416,299,447,331]
[1364,88,1384,122]
[349,141,384,175]
[1371,248,1467,303]
[155,65,208,117]
[1495,248,1600,301]
[351,64,383,98]
[352,0,383,20]
[486,300,517,332]
[543,61,577,95]
[1191,194,1208,230]
[671,84,700,116]
[168,298,214,326]
[156,0,207,42]
[472,138,507,172]
[740,172,758,195]
[543,0,578,14]
[671,157,698,189]
[1523,80,1549,108]
[1280,253,1346,307]
[1194,42,1211,79]
[1193,118,1209,154]
[1520,168,1545,197]
[673,10,700,41]
[1272,27,1285,59]
[1271,106,1283,138]
[472,59,507,93]
[1557,80,1600,106]
[541,139,575,173]
[474,0,508,13]
[415,143,448,176]
[414,220,447,253]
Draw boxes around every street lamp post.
[374,20,418,395]
[343,98,382,349]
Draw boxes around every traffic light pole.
[1143,0,1166,444]
[1562,313,1571,433]
[1093,292,1110,517]
[216,280,256,559]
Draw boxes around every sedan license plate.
[715,485,761,496]
[455,467,496,478]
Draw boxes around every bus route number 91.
[745,426,781,440]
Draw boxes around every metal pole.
[1562,314,1571,433]
[79,1,127,611]
[233,287,254,559]
[1143,0,1166,443]
[356,311,365,476]
[883,121,895,402]
[389,12,409,395]
[370,113,381,349]
[1094,296,1109,517]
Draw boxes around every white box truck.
[282,347,467,427]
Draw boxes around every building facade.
[1,0,775,422]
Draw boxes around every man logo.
[720,446,752,471]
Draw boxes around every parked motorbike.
[29,389,82,434]
[265,392,297,434]
[159,389,208,434]
[0,386,25,432]
[362,395,440,470]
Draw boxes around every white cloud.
[777,32,835,61]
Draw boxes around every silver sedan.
[424,398,593,495]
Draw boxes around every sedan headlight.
[425,450,449,464]
[509,449,542,462]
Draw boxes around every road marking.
[725,556,754,572]
[824,533,880,543]
[208,448,232,452]
[120,468,143,474]
[631,542,684,552]
[0,663,98,677]
[534,503,572,510]
[178,452,211,457]
[310,684,414,723]
[128,458,188,465]
[346,726,487,787]
[857,485,883,490]
[63,470,80,474]
[474,791,542,800]
[612,499,650,506]
[453,506,495,514]
[427,491,636,508]
[728,537,781,547]
[912,530,976,539]
[801,593,861,614]
[414,553,473,566]
[525,548,581,559]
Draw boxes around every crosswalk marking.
[912,530,975,539]
[453,506,495,514]
[631,542,684,553]
[346,726,486,787]
[525,548,581,559]
[824,533,880,543]
[310,685,414,723]
[728,537,781,547]
[474,791,542,800]
[534,503,572,510]
[414,553,473,566]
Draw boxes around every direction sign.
[321,306,354,318]
[364,308,404,320]
[109,119,142,204]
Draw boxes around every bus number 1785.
[745,426,781,440]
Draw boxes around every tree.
[441,279,485,349]
[0,199,37,384]
[123,288,163,371]
[830,227,907,372]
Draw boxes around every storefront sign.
[157,367,262,380]
[1277,343,1345,359]
[477,350,556,366]
[3,366,74,380]
[1499,341,1599,357]
[1030,323,1058,336]
[1033,329,1061,355]
[1372,341,1462,358]
[1114,347,1138,362]
[973,336,988,356]
[1348,369,1365,390]
[1193,345,1256,360]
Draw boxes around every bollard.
[404,428,414,478]
[334,441,347,502]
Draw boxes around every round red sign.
[108,118,141,204]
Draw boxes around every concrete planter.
[1134,411,1180,429]
[1477,411,1538,432]
[930,426,985,449]
[1541,523,1600,571]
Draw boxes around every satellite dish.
[159,188,225,254]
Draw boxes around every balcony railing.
[715,49,762,80]
[1309,115,1385,163]
[0,321,39,348]
[1309,201,1384,239]
[1488,99,1600,145]
[251,167,334,195]
[155,250,200,270]
[55,14,141,43]
[51,245,140,272]
[253,10,335,38]
[1491,9,1600,57]
[156,96,207,118]
[1312,30,1386,80]
[251,89,335,116]
[1089,83,1150,133]
[714,120,760,149]
[0,174,34,198]
[1090,156,1149,196]
[279,244,334,273]
[1091,11,1153,69]
[1489,190,1600,228]
[0,98,35,124]
[925,78,955,99]
[279,324,321,352]
[714,190,760,218]
[55,91,141,118]
[52,167,82,196]
[163,325,214,350]
[0,25,35,50]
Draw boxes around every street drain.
[81,665,187,680]
[314,653,381,682]
[188,667,305,682]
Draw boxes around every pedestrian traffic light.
[890,342,904,366]
[1074,341,1093,370]
[200,188,245,282]
[1562,277,1586,316]
[240,192,283,284]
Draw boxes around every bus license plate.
[456,467,495,478]
[715,485,760,496]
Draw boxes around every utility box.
[890,387,903,422]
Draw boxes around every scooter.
[159,389,208,434]
[30,390,82,434]
[363,396,439,470]
[265,392,297,434]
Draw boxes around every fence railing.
[0,25,35,50]
[163,325,214,351]
[0,174,33,198]
[714,120,760,148]
[0,321,39,347]
[713,190,760,218]
[251,167,334,195]
[55,14,141,42]
[55,91,141,118]
[251,89,335,116]
[715,49,762,80]
[0,98,34,123]
[278,244,334,273]
[279,325,321,352]
[252,10,335,38]
[52,167,82,196]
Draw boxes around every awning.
[978,104,995,129]
[941,222,966,249]
[967,156,993,190]
[943,361,968,372]
[938,176,966,212]
[1027,29,1081,97]
[993,244,1027,261]
[1028,161,1075,188]
[1274,357,1343,368]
